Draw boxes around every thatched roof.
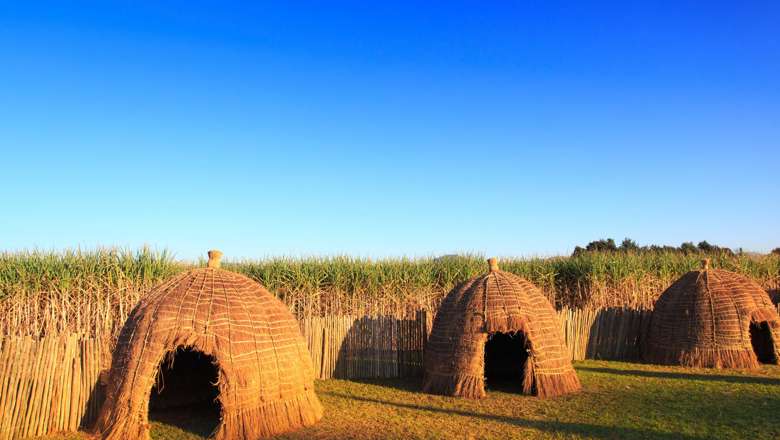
[95,251,323,440]
[643,259,780,368]
[422,258,580,398]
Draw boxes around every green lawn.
[39,360,780,440]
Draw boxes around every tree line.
[571,238,762,257]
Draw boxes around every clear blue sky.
[1,2,778,259]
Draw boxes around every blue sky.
[1,1,778,259]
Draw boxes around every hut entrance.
[484,332,530,392]
[149,347,221,437]
[750,322,777,364]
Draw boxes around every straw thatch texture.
[94,265,323,440]
[422,260,581,398]
[643,265,780,368]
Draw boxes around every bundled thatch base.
[643,345,759,369]
[95,412,148,440]
[215,390,323,439]
[97,391,323,440]
[423,372,487,399]
[422,356,581,399]
[97,361,323,440]
[533,371,582,398]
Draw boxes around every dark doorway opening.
[149,347,221,437]
[750,322,777,364]
[484,332,530,393]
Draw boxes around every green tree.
[680,242,698,254]
[620,238,640,252]
[697,241,714,252]
[585,238,618,252]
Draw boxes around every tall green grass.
[0,248,185,337]
[1,248,778,337]
[0,247,182,299]
[229,252,779,312]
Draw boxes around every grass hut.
[94,250,323,440]
[643,259,780,368]
[422,258,580,398]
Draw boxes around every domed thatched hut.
[422,258,580,398]
[95,250,323,440]
[643,259,780,368]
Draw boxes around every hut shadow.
[322,392,701,440]
[577,366,780,386]
[585,308,651,361]
[78,382,106,429]
[346,377,422,392]
[328,314,428,388]
[346,377,531,396]
[79,339,115,430]
[768,289,780,307]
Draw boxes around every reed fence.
[296,307,650,379]
[300,311,433,379]
[0,307,699,438]
[0,334,110,440]
[559,307,652,361]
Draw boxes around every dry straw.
[423,258,581,398]
[95,251,323,440]
[643,259,780,368]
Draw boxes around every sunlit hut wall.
[423,258,581,399]
[1,250,779,338]
[95,250,322,440]
[643,259,780,368]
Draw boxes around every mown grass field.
[38,360,780,440]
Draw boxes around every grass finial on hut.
[208,250,223,268]
[701,258,710,271]
[488,257,499,272]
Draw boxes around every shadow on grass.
[577,366,780,386]
[344,377,527,396]
[344,377,422,392]
[323,392,703,440]
[344,377,528,396]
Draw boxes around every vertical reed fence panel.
[0,335,109,440]
[584,308,652,360]
[297,308,652,380]
[298,312,429,380]
[557,307,652,361]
